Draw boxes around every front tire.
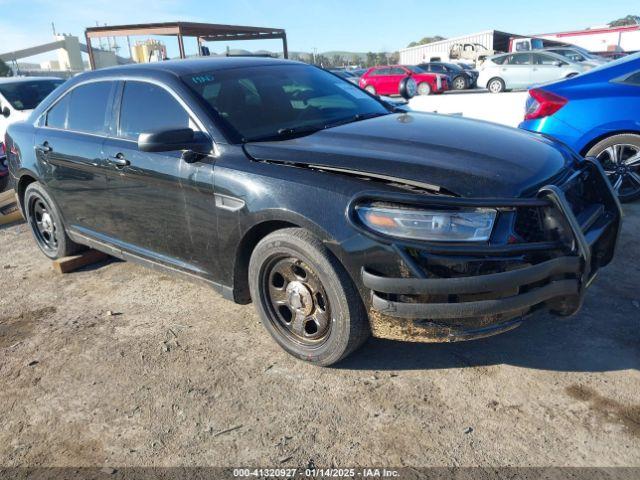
[417,82,431,95]
[248,228,370,366]
[364,85,376,95]
[487,77,505,93]
[24,182,81,259]
[586,134,640,203]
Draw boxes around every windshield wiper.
[323,111,389,129]
[245,112,390,143]
[246,125,324,143]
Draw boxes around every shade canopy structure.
[84,21,288,69]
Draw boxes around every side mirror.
[399,76,417,101]
[553,61,563,67]
[1,106,10,118]
[138,128,212,158]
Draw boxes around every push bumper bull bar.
[358,158,622,333]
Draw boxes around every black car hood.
[244,113,574,198]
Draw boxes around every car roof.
[84,56,297,79]
[0,76,63,84]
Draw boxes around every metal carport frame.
[85,21,288,69]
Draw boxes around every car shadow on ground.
[339,309,640,372]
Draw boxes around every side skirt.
[67,227,236,302]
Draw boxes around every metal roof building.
[399,29,518,64]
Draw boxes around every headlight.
[356,205,497,242]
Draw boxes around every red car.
[359,65,448,96]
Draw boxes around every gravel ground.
[0,203,639,469]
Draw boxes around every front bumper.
[356,158,622,342]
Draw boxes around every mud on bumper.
[356,159,622,343]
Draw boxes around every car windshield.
[183,64,390,142]
[0,79,64,110]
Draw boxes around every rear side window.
[46,82,113,133]
[46,94,70,129]
[620,71,640,86]
[67,82,113,134]
[118,82,191,140]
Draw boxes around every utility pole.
[51,22,57,36]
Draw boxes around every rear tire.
[586,134,640,203]
[417,82,431,95]
[24,182,82,259]
[248,228,370,366]
[452,75,467,90]
[487,77,505,93]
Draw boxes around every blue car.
[519,53,640,202]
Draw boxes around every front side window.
[389,67,406,75]
[0,79,64,111]
[533,54,561,65]
[46,81,113,134]
[118,82,191,140]
[492,55,508,65]
[183,64,389,143]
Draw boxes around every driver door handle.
[109,153,130,168]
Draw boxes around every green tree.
[364,52,374,67]
[407,35,446,48]
[0,59,11,77]
[609,15,640,26]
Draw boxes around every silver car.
[539,47,608,69]
[477,51,590,93]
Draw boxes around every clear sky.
[0,0,636,61]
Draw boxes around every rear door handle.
[109,153,130,168]
[36,142,52,153]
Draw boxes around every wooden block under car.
[52,250,110,274]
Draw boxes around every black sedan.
[6,58,621,366]
[419,62,479,90]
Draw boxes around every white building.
[399,30,516,65]
[535,25,640,54]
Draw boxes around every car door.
[371,68,392,95]
[386,67,407,95]
[101,80,217,276]
[33,80,118,235]
[531,53,565,85]
[502,53,532,89]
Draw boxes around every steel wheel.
[29,196,59,253]
[596,144,640,199]
[261,255,331,346]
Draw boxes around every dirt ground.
[1,203,639,470]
